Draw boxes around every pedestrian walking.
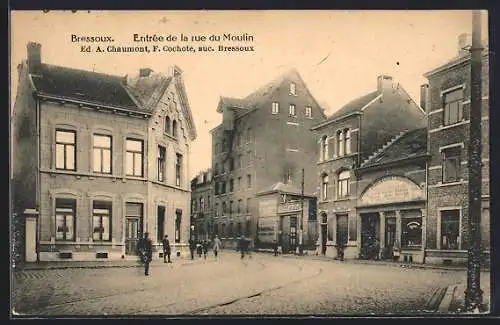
[201,240,208,259]
[273,239,279,256]
[196,241,203,258]
[238,235,248,259]
[213,235,221,258]
[162,235,171,263]
[188,238,196,260]
[137,232,153,276]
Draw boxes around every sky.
[10,10,488,179]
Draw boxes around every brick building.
[12,42,197,262]
[311,75,426,259]
[422,34,490,265]
[210,69,326,248]
[190,169,213,241]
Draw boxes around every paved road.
[12,252,474,316]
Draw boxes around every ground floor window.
[92,201,112,241]
[441,209,460,250]
[175,209,182,243]
[55,198,76,241]
[157,206,165,242]
[336,214,348,246]
[401,210,422,248]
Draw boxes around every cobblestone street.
[12,252,481,316]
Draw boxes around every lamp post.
[465,9,484,312]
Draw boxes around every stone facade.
[190,169,213,241]
[12,42,197,262]
[210,69,326,248]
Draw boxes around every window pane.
[56,144,65,169]
[134,154,142,176]
[441,210,460,249]
[402,217,422,247]
[444,106,450,125]
[93,216,101,240]
[126,139,142,151]
[102,216,110,241]
[66,146,75,170]
[56,131,75,143]
[66,215,74,240]
[94,135,111,148]
[126,152,134,175]
[102,149,111,173]
[445,89,463,102]
[93,148,101,172]
[56,214,65,240]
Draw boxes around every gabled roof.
[125,72,172,110]
[359,127,428,169]
[326,90,380,122]
[31,63,142,111]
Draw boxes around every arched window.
[321,135,328,161]
[165,116,171,134]
[337,170,350,198]
[172,120,178,138]
[321,174,329,200]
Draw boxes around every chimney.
[420,84,429,111]
[27,42,42,74]
[169,65,183,77]
[139,68,153,78]
[458,33,472,56]
[377,75,393,92]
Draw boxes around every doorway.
[360,213,380,259]
[125,217,142,255]
[384,217,396,260]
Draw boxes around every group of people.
[136,233,223,276]
[136,233,253,276]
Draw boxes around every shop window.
[441,209,460,250]
[92,201,112,241]
[401,211,422,248]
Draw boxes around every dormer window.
[290,82,296,95]
[272,102,279,114]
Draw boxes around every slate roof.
[360,127,428,168]
[124,73,172,110]
[31,64,141,111]
[325,90,379,122]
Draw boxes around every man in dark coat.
[238,235,248,259]
[137,232,153,276]
[188,238,196,260]
[162,235,171,263]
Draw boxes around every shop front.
[357,176,426,264]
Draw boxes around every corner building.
[210,69,326,248]
[422,34,490,265]
[12,42,197,262]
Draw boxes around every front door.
[384,217,396,259]
[289,216,297,253]
[125,217,142,255]
[321,224,327,255]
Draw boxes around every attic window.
[290,82,296,95]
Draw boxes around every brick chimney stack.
[27,42,42,74]
[377,75,393,92]
[458,33,472,56]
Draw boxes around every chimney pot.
[377,75,393,92]
[139,68,153,77]
[420,84,429,111]
[27,42,42,74]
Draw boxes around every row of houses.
[191,33,490,265]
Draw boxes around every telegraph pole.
[299,168,305,255]
[465,10,484,312]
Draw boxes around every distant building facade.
[422,33,490,265]
[211,69,326,248]
[190,169,213,241]
[12,42,197,262]
[312,75,427,260]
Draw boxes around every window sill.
[334,197,351,202]
[164,133,179,141]
[429,120,469,133]
[429,180,467,188]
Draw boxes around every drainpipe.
[36,97,41,263]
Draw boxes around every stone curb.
[14,259,216,271]
[438,285,457,312]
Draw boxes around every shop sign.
[359,176,424,206]
[278,202,301,214]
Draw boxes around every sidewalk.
[443,276,491,314]
[14,255,215,271]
